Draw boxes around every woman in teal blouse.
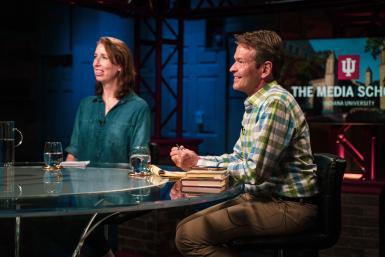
[66,36,150,164]
[65,37,151,257]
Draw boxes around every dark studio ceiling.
[55,0,385,38]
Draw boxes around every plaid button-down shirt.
[198,81,318,197]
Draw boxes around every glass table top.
[0,164,243,218]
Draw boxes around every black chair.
[231,153,346,257]
[149,141,160,165]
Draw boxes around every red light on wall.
[343,172,364,180]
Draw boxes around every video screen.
[281,37,385,123]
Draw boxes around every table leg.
[15,216,20,257]
[14,186,22,257]
[72,212,120,257]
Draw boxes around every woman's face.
[93,43,121,85]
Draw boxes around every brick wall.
[320,182,384,257]
[118,206,196,257]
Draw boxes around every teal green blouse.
[65,92,151,164]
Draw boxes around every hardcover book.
[181,166,229,189]
[181,185,228,194]
[185,166,228,179]
[181,175,229,187]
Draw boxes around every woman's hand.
[66,153,77,161]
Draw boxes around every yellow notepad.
[149,164,186,178]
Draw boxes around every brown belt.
[274,195,319,205]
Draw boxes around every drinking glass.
[129,145,151,176]
[43,141,63,171]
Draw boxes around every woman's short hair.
[235,30,284,80]
[95,37,136,99]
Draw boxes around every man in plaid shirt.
[170,30,319,257]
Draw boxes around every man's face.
[229,44,262,96]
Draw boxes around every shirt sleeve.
[65,103,82,158]
[202,98,295,185]
[129,103,151,151]
[197,138,243,167]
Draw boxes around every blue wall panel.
[162,20,227,155]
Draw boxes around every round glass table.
[0,164,243,257]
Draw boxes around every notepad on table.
[149,164,186,178]
[60,161,90,169]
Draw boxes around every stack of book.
[181,166,229,194]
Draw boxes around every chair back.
[231,153,346,251]
[313,153,346,248]
[149,142,160,164]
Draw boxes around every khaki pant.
[175,193,317,257]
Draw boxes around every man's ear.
[261,61,273,79]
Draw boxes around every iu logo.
[338,55,360,80]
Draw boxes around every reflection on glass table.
[42,170,63,194]
[0,163,244,257]
[0,165,170,217]
[0,164,243,217]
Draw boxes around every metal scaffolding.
[57,0,385,140]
